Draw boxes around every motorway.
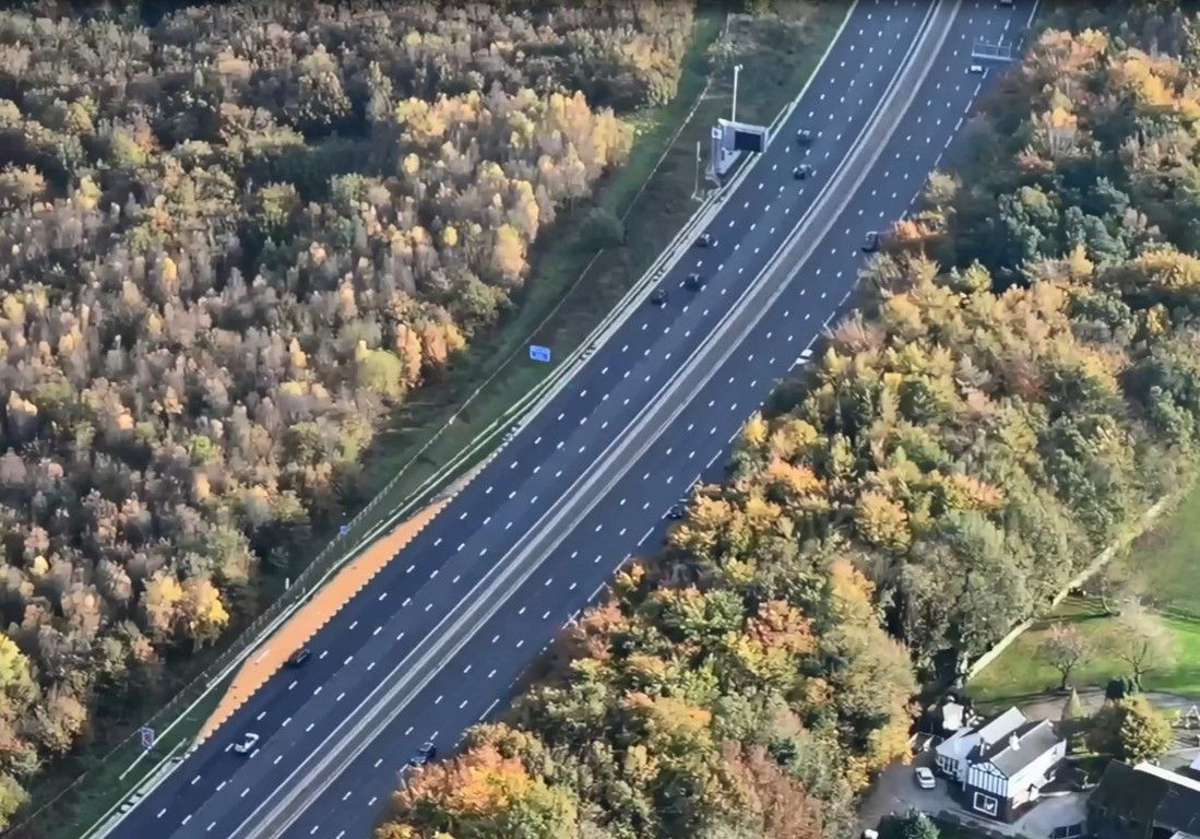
[107,1,1035,837]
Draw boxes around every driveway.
[858,751,1089,838]
[858,752,952,830]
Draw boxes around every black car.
[408,741,437,768]
[286,648,311,667]
[650,288,668,306]
[793,164,813,180]
[685,272,705,290]
[666,505,685,520]
[862,231,880,252]
[696,232,717,248]
[796,128,813,145]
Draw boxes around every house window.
[973,791,999,817]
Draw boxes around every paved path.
[858,751,1087,838]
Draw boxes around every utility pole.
[731,63,743,123]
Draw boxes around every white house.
[934,706,1066,822]
[934,706,1024,784]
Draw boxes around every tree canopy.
[381,7,1200,837]
[0,0,692,826]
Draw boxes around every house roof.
[974,706,1027,746]
[1091,761,1161,823]
[1145,765,1200,836]
[1091,762,1200,834]
[937,706,1026,758]
[975,719,1062,778]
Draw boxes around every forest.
[0,0,694,826]
[375,3,1200,838]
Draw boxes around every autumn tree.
[1087,696,1174,762]
[0,1,670,819]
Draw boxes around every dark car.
[649,288,668,306]
[796,128,813,145]
[862,230,880,252]
[408,741,437,769]
[286,648,311,667]
[685,272,705,290]
[666,505,685,520]
[793,164,813,180]
[696,232,717,248]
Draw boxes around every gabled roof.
[1145,764,1200,836]
[974,719,1062,778]
[1091,761,1161,824]
[974,706,1027,746]
[935,706,1029,763]
[1092,762,1200,834]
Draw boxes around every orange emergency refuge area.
[199,499,450,740]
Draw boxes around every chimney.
[1009,732,1020,751]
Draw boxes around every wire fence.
[11,13,834,834]
[11,453,454,838]
[24,108,732,839]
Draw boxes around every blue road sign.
[529,345,552,363]
[139,726,155,750]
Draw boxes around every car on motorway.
[793,164,813,180]
[233,732,260,755]
[666,504,685,520]
[649,288,668,306]
[695,232,717,248]
[862,230,880,252]
[684,272,705,290]
[408,741,437,769]
[969,63,984,74]
[287,647,311,667]
[795,128,813,145]
[914,767,936,789]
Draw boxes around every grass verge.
[969,480,1200,706]
[17,5,849,838]
[353,0,847,531]
[13,677,229,839]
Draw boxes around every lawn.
[969,482,1200,706]
[1123,482,1200,619]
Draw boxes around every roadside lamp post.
[732,63,743,123]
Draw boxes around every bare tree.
[1110,602,1176,689]
[1037,622,1091,690]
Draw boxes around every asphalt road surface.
[106,1,1036,837]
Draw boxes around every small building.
[941,698,966,733]
[1088,761,1200,839]
[933,706,1066,822]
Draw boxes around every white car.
[915,767,936,789]
[233,732,260,755]
[969,63,984,74]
